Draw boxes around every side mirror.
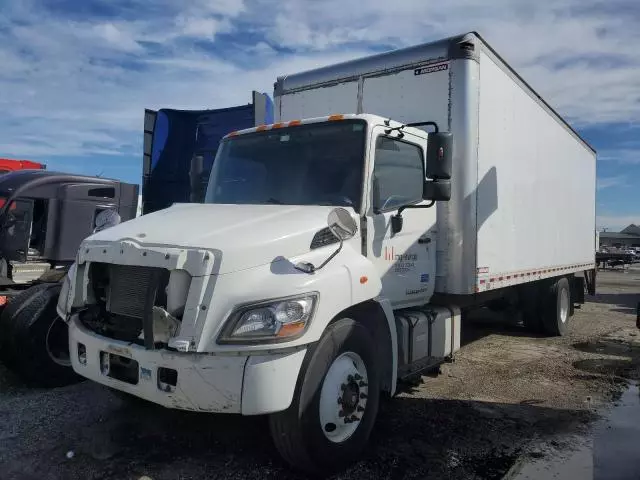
[426,132,453,180]
[423,180,451,201]
[327,208,358,240]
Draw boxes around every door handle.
[418,236,431,244]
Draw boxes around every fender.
[199,242,384,351]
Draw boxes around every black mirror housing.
[423,180,451,201]
[426,132,453,180]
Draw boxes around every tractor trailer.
[57,32,596,474]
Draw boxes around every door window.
[372,137,424,212]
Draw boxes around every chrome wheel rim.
[560,288,570,324]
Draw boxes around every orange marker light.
[256,125,268,132]
[288,120,301,126]
[277,321,306,338]
[360,276,368,284]
[272,123,283,129]
[328,114,344,121]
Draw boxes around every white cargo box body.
[274,32,596,296]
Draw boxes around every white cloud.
[0,0,639,168]
[597,175,628,190]
[599,149,640,164]
[92,23,143,52]
[176,16,233,39]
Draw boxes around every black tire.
[0,284,52,368]
[541,277,571,337]
[0,283,81,387]
[269,318,380,475]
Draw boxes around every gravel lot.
[1,268,639,480]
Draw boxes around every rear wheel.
[542,277,571,336]
[269,318,380,475]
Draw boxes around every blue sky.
[0,0,638,230]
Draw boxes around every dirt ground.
[1,268,639,480]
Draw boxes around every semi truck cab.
[59,113,455,471]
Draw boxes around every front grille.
[106,265,162,318]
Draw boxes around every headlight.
[218,293,318,344]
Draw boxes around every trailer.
[58,32,596,474]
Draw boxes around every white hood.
[86,203,344,274]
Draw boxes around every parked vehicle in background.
[0,171,138,386]
[142,92,272,213]
[0,158,45,175]
[0,92,273,387]
[59,32,596,474]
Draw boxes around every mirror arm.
[397,201,436,216]
[316,238,344,270]
[294,239,344,274]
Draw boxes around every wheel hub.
[319,352,369,443]
[340,379,360,414]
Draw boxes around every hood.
[86,203,345,274]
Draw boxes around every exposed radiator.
[106,265,163,319]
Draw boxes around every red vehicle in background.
[0,158,45,174]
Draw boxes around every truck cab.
[59,113,455,473]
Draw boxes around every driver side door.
[365,127,436,309]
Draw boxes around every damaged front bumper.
[69,315,307,415]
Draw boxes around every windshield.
[205,120,366,212]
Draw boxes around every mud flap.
[584,268,597,296]
[571,276,585,305]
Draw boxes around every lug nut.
[354,374,363,381]
[340,383,347,391]
[360,393,368,399]
[347,375,354,382]
[350,415,360,422]
[357,406,365,412]
[359,381,368,387]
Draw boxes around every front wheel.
[269,318,380,475]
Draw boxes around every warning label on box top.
[414,63,449,76]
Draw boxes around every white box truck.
[58,32,596,474]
